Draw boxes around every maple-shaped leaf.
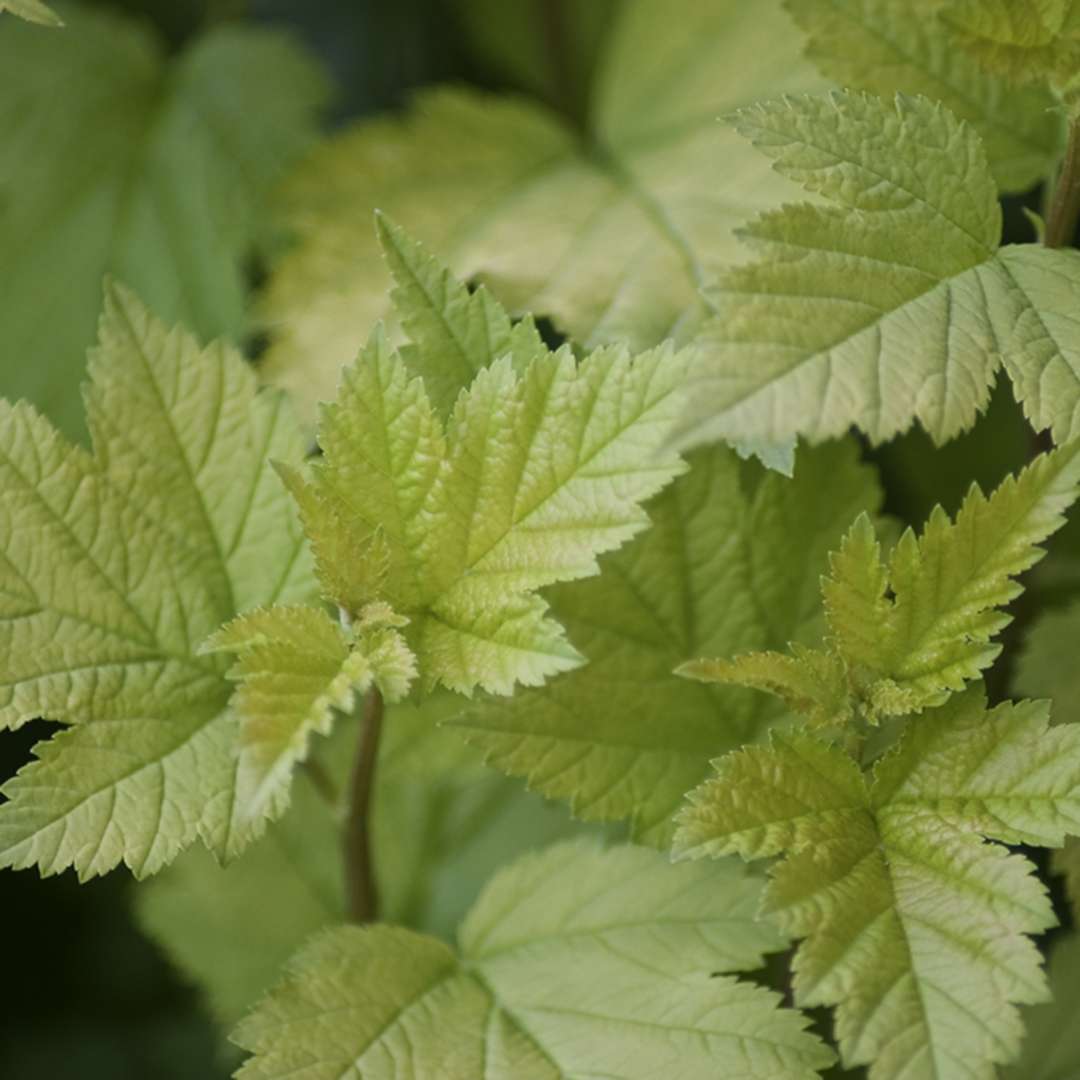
[676,685,1080,1080]
[455,439,881,843]
[286,228,690,696]
[0,284,314,878]
[685,440,1080,725]
[786,0,1062,191]
[942,0,1080,84]
[674,90,1080,452]
[0,4,327,437]
[257,0,825,420]
[136,693,586,1024]
[232,841,832,1079]
[202,602,416,827]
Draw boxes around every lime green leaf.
[202,603,415,826]
[375,213,547,418]
[677,686,1071,1079]
[233,842,833,1079]
[1005,932,1080,1079]
[675,91,1080,452]
[1,0,61,26]
[259,0,823,419]
[273,464,391,614]
[873,694,1080,844]
[943,0,1080,84]
[0,5,327,437]
[721,441,1080,722]
[0,284,313,878]
[676,731,869,860]
[786,0,1061,190]
[679,646,853,730]
[455,440,881,844]
[292,239,690,696]
[829,440,1080,714]
[821,512,892,672]
[136,695,588,1025]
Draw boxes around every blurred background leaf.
[0,1,327,439]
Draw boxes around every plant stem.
[1045,113,1080,248]
[343,687,383,923]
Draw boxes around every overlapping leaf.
[259,0,823,419]
[675,91,1080,452]
[676,686,1080,1080]
[0,284,313,878]
[786,0,1061,189]
[233,841,831,1079]
[0,3,327,436]
[455,440,880,844]
[687,440,1080,723]
[287,228,691,697]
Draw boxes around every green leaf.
[0,0,61,26]
[292,237,691,696]
[786,0,1062,190]
[709,441,1080,724]
[676,686,1076,1080]
[1005,932,1080,1079]
[828,440,1080,714]
[232,841,833,1079]
[942,0,1080,84]
[675,91,1080,452]
[136,695,588,1025]
[0,4,327,438]
[0,284,314,878]
[258,0,824,419]
[680,646,853,730]
[455,439,881,844]
[202,602,416,826]
[374,213,547,418]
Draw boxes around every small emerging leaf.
[679,646,852,730]
[203,603,416,824]
[290,229,691,697]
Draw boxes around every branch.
[1045,112,1080,249]
[343,687,383,923]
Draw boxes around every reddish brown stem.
[343,688,383,923]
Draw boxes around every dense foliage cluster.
[7,2,1080,1077]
